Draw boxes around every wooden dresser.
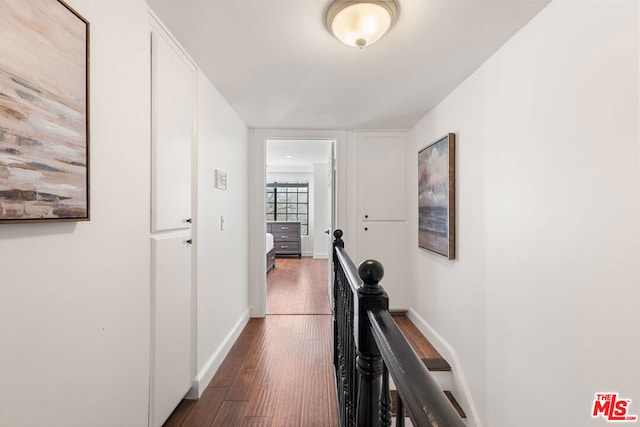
[267,221,302,258]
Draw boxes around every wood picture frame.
[418,133,455,259]
[0,0,90,223]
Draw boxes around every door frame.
[248,129,348,318]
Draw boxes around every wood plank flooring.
[267,258,330,315]
[164,258,337,426]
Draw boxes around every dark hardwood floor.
[267,257,330,315]
[164,258,337,426]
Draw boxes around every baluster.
[396,394,405,427]
[380,363,392,426]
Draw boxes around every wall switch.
[220,216,225,231]
[215,170,227,190]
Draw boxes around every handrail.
[368,308,465,427]
[332,229,465,427]
[335,245,362,293]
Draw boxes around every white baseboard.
[407,309,482,427]
[313,252,328,259]
[185,308,250,399]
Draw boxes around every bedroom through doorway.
[265,139,335,315]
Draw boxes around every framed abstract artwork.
[0,0,90,223]
[418,133,455,259]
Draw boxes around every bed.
[266,232,276,272]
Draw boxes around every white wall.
[0,3,251,425]
[193,70,249,394]
[408,2,640,426]
[0,1,152,425]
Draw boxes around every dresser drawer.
[271,230,299,241]
[272,223,300,233]
[275,241,300,253]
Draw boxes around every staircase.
[391,313,467,425]
[333,230,466,426]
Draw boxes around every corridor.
[164,258,338,426]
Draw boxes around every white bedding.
[266,233,274,254]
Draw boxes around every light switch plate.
[215,170,227,190]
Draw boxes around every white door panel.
[358,222,407,310]
[150,234,192,427]
[151,31,194,232]
[357,133,407,222]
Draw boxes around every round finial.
[334,229,343,239]
[358,259,384,286]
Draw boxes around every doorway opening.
[265,138,336,315]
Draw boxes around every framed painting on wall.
[418,133,455,259]
[0,0,90,223]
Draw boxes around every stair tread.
[444,390,467,419]
[422,357,452,372]
[391,314,451,372]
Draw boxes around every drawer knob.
[186,239,193,245]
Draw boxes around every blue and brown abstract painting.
[418,134,455,259]
[0,0,89,223]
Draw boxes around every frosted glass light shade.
[327,1,398,48]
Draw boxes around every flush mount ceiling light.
[327,0,398,49]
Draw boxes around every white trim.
[407,309,482,427]
[248,129,349,318]
[185,308,251,399]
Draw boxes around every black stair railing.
[332,230,465,427]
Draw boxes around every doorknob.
[324,229,331,235]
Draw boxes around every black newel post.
[355,259,388,427]
[333,229,344,272]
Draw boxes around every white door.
[151,30,194,233]
[149,25,195,427]
[357,133,406,222]
[150,235,193,427]
[328,140,337,308]
[356,131,409,310]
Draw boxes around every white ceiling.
[266,139,333,168]
[145,0,550,130]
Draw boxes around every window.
[266,182,309,235]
